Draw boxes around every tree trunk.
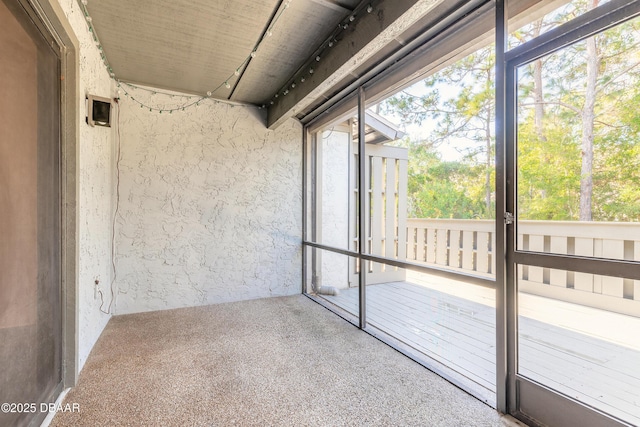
[533,60,544,138]
[580,0,599,221]
[485,104,492,213]
[533,19,545,139]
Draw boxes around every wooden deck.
[321,271,640,425]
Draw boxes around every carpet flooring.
[51,295,522,427]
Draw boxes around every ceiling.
[85,0,556,128]
[86,0,362,105]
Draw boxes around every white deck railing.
[405,219,640,317]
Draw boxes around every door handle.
[504,212,514,225]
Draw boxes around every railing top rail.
[517,220,640,240]
[406,218,640,240]
[407,218,495,232]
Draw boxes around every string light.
[267,1,376,108]
[118,81,208,113]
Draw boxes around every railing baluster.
[462,230,474,271]
[406,226,416,262]
[634,241,640,301]
[550,236,568,288]
[528,235,545,283]
[436,228,448,266]
[416,227,426,263]
[602,239,624,297]
[575,237,594,293]
[426,228,436,263]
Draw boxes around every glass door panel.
[307,117,358,253]
[364,44,497,277]
[517,268,640,425]
[305,111,362,322]
[0,1,62,426]
[515,13,640,256]
[510,7,640,426]
[361,44,498,405]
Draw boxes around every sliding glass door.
[0,1,63,425]
[304,43,499,405]
[505,2,640,425]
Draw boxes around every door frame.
[14,0,80,388]
[498,1,640,425]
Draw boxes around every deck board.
[366,299,497,382]
[321,274,640,426]
[367,285,496,364]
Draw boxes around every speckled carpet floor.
[51,295,522,427]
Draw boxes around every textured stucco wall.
[114,88,303,314]
[57,0,114,372]
[320,129,351,289]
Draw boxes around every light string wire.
[264,1,376,107]
[77,0,293,113]
[116,82,207,114]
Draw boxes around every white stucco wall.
[56,0,115,371]
[113,88,303,314]
[320,129,351,289]
[54,0,302,372]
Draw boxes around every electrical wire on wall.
[97,96,121,315]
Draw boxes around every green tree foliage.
[381,2,640,222]
[381,45,496,219]
[404,144,488,219]
[518,3,640,221]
